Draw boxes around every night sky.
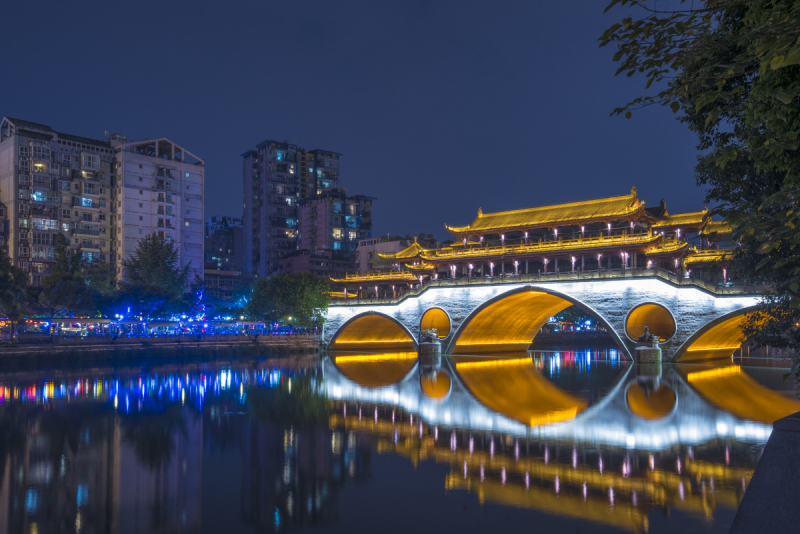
[1,0,704,240]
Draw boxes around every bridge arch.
[624,301,677,343]
[420,307,452,338]
[329,311,418,351]
[671,306,759,362]
[445,285,630,358]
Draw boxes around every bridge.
[321,353,799,450]
[323,269,761,362]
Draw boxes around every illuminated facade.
[331,187,734,296]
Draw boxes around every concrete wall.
[323,277,760,360]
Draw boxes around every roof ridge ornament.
[631,186,637,195]
[478,207,483,217]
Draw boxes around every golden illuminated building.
[330,187,736,297]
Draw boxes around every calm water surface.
[0,350,794,534]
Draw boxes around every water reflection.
[0,352,794,533]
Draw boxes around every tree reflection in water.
[122,402,188,470]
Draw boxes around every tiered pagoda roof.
[701,220,733,236]
[650,209,708,231]
[444,187,644,237]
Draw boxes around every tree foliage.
[601,0,800,357]
[246,272,332,327]
[119,233,192,319]
[0,249,29,334]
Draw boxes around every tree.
[39,234,93,317]
[0,249,30,338]
[246,272,332,327]
[601,1,800,361]
[119,233,191,319]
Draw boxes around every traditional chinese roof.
[643,240,690,257]
[412,232,663,263]
[405,262,436,272]
[650,209,708,230]
[701,220,733,236]
[330,271,419,284]
[685,248,734,264]
[444,187,644,236]
[375,237,431,260]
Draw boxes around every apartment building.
[0,117,115,285]
[0,117,204,286]
[111,137,205,283]
[204,215,244,271]
[242,140,342,276]
[298,189,374,254]
[355,237,412,273]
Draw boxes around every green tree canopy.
[119,233,191,319]
[0,249,29,335]
[246,272,332,327]
[601,0,800,358]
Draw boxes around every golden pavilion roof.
[650,209,708,229]
[405,262,436,272]
[701,220,733,235]
[330,271,419,284]
[444,187,644,236]
[375,237,432,260]
[414,232,664,262]
[643,240,690,256]
[685,248,734,264]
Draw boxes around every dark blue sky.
[0,0,705,239]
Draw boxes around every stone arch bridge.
[323,272,761,362]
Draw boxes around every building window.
[32,146,50,160]
[62,168,71,177]
[139,190,143,195]
[139,216,143,221]
[139,229,143,234]
[61,181,70,191]
[60,153,70,163]
[19,160,29,171]
[61,209,70,218]
[19,147,30,157]
[82,154,99,169]
[332,228,343,239]
[61,223,70,232]
[185,221,189,227]
[19,175,29,185]
[139,203,143,208]
[139,176,143,182]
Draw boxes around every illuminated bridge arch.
[445,285,629,357]
[329,311,418,351]
[670,306,759,363]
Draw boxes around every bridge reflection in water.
[324,350,800,532]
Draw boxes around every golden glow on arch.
[333,352,417,388]
[420,308,451,338]
[334,353,417,364]
[674,313,748,362]
[686,365,800,423]
[331,314,416,351]
[626,383,676,420]
[454,353,588,426]
[625,303,676,342]
[420,370,451,400]
[453,291,573,354]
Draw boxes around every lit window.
[185,221,189,227]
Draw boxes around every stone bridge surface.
[323,276,760,361]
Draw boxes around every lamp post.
[450,264,456,279]
[554,228,558,239]
[597,254,602,271]
[468,263,474,278]
[676,228,681,240]
[501,234,505,246]
[647,260,652,270]
[462,237,467,246]
[513,260,519,276]
[524,231,528,244]
[581,225,585,237]
[392,285,396,298]
[607,223,612,236]
[490,262,494,277]
[543,258,548,273]
[571,256,576,272]
[374,285,378,299]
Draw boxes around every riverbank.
[0,335,319,367]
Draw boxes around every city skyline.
[0,0,703,241]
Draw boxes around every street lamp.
[513,260,519,276]
[607,223,612,236]
[468,263,474,278]
[571,256,576,272]
[490,262,495,277]
[524,231,528,244]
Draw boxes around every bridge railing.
[330,267,766,306]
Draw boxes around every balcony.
[74,226,100,236]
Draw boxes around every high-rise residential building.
[204,215,244,271]
[242,140,342,277]
[0,117,204,287]
[110,137,205,284]
[355,237,413,273]
[204,215,246,304]
[298,189,374,254]
[0,117,116,286]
